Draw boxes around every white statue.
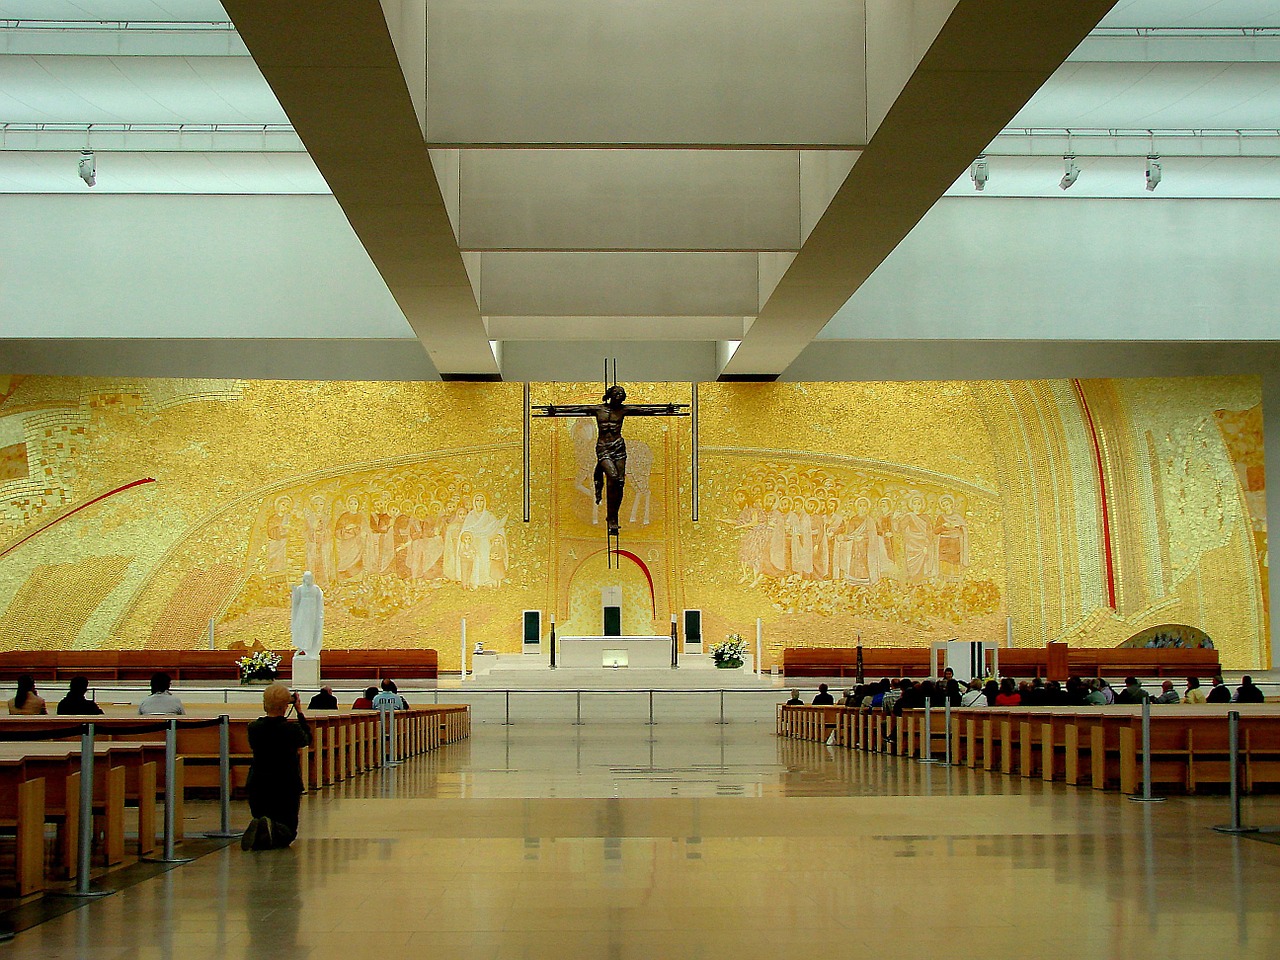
[291,570,324,658]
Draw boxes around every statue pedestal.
[293,654,321,689]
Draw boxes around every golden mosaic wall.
[0,374,1268,670]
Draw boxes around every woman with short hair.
[242,682,312,850]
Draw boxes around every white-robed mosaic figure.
[291,571,324,658]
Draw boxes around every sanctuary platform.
[466,649,771,689]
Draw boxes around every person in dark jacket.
[1115,676,1148,704]
[1206,674,1232,703]
[982,679,1000,706]
[307,686,338,710]
[1234,676,1266,704]
[242,682,312,850]
[56,676,104,716]
[812,683,834,706]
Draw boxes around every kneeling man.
[242,682,312,850]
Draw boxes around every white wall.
[0,195,410,339]
[823,197,1280,340]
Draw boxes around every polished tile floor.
[8,723,1280,959]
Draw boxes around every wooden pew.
[0,759,44,897]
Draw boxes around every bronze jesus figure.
[533,386,687,536]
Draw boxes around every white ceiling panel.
[1100,1,1280,28]
[0,54,285,124]
[1012,62,1280,129]
[424,0,868,147]
[0,1,227,20]
[0,149,326,192]
[457,149,804,252]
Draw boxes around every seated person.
[993,677,1021,706]
[1235,676,1266,703]
[960,678,986,707]
[139,672,185,715]
[352,686,378,710]
[785,689,804,706]
[895,679,926,713]
[812,683,834,706]
[371,679,408,711]
[1152,680,1180,704]
[982,679,1000,706]
[7,674,46,715]
[1206,674,1232,703]
[1183,677,1207,704]
[242,683,312,851]
[307,686,338,710]
[1083,679,1107,706]
[1114,676,1148,705]
[57,676,104,716]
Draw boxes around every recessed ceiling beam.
[220,0,496,379]
[721,0,1121,380]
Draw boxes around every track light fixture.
[1145,156,1162,192]
[78,149,96,187]
[1060,156,1079,190]
[970,156,989,192]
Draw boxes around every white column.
[461,618,468,679]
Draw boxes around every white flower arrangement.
[236,649,282,683]
[710,633,748,668]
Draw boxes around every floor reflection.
[4,723,1280,960]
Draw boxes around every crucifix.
[531,360,689,564]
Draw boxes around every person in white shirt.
[960,678,986,707]
[370,679,407,711]
[139,672,185,715]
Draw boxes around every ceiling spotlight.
[1060,156,1079,191]
[78,149,96,187]
[970,156,989,192]
[1145,156,1162,192]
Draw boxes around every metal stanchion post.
[918,702,940,763]
[503,690,512,726]
[944,700,952,766]
[573,690,583,726]
[382,707,402,766]
[204,715,239,838]
[717,689,726,725]
[647,690,655,726]
[145,719,194,863]
[1128,698,1166,803]
[1215,711,1258,833]
[54,724,113,898]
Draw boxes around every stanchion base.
[202,831,243,839]
[140,856,195,865]
[1213,824,1260,834]
[917,758,942,764]
[1126,795,1167,803]
[50,887,114,899]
